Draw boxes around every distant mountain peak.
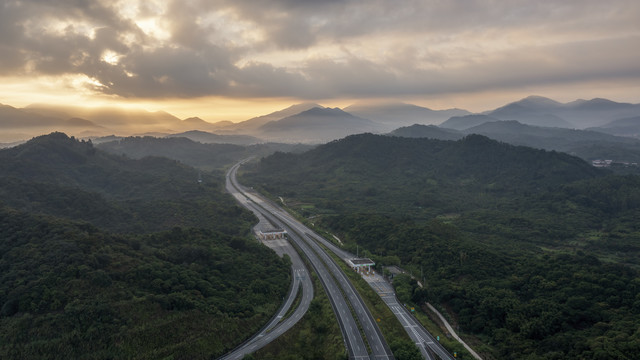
[488,97,574,128]
[231,102,324,132]
[300,106,351,116]
[568,97,634,112]
[183,117,205,123]
[523,95,559,102]
[181,117,217,126]
[277,103,325,114]
[346,101,433,112]
[256,105,376,143]
[504,95,563,110]
[583,98,625,106]
[589,97,616,103]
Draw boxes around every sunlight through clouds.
[0,0,638,117]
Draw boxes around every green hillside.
[245,133,602,216]
[242,133,640,359]
[0,133,253,233]
[0,133,291,359]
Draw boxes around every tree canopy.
[0,133,291,359]
[242,133,640,359]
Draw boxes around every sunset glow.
[0,0,638,121]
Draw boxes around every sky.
[1,0,639,121]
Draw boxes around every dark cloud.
[0,0,639,101]
[0,0,136,74]
[230,62,311,97]
[166,0,215,50]
[90,45,233,97]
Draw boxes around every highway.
[219,164,314,360]
[368,276,454,360]
[308,232,456,360]
[226,161,394,360]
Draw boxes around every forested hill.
[0,132,253,233]
[241,130,640,359]
[1,132,207,199]
[0,208,290,359]
[0,132,292,359]
[246,133,603,214]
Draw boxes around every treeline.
[242,133,640,358]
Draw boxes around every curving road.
[225,161,394,360]
[224,159,456,359]
[219,163,314,360]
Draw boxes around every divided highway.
[225,161,394,360]
[307,232,456,360]
[226,159,458,360]
[220,163,314,360]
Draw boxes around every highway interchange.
[221,160,457,360]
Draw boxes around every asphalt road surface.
[309,223,455,360]
[219,163,314,360]
[225,161,394,360]
[308,223,455,359]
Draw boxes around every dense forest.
[0,133,291,359]
[242,133,640,359]
[0,132,255,234]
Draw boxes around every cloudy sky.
[1,0,639,120]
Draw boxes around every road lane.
[224,162,370,359]
[219,164,314,360]
[227,161,394,359]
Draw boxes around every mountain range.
[485,96,640,129]
[2,96,640,145]
[256,107,378,143]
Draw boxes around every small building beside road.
[257,229,287,240]
[347,258,375,274]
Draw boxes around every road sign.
[411,307,415,312]
[437,336,440,341]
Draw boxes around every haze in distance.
[0,0,638,132]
